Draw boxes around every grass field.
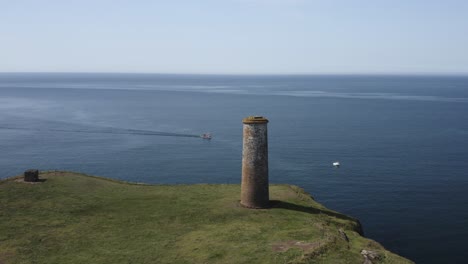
[0,171,412,263]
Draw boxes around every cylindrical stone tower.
[241,116,269,208]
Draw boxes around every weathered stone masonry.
[241,116,269,208]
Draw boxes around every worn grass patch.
[0,171,412,264]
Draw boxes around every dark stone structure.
[240,116,269,208]
[24,169,39,182]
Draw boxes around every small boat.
[333,161,340,167]
[201,133,212,140]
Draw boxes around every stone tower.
[240,116,269,208]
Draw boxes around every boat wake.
[0,126,202,138]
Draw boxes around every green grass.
[0,171,412,264]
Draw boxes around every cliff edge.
[0,171,413,263]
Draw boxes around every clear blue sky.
[1,0,468,74]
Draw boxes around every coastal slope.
[0,171,412,263]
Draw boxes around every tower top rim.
[243,116,269,124]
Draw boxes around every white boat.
[333,161,340,167]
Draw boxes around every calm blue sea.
[1,73,468,263]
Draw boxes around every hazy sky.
[1,0,468,74]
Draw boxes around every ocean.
[1,73,467,263]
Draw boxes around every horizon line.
[1,71,468,77]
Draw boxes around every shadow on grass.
[270,200,364,235]
[269,200,357,222]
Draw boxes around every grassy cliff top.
[0,171,412,264]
